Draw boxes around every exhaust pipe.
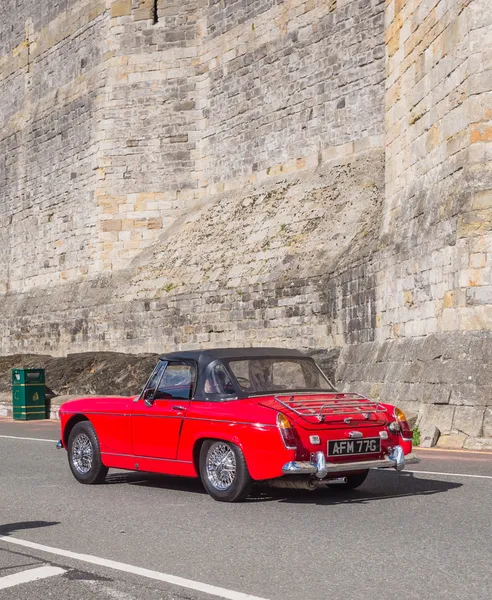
[267,476,348,491]
[318,477,348,486]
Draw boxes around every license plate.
[328,438,380,456]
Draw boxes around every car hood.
[59,395,137,413]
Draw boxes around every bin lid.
[11,368,46,384]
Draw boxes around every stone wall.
[0,0,107,294]
[94,0,202,271]
[338,0,492,442]
[0,0,387,353]
[0,0,490,441]
[200,0,384,188]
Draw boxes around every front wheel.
[328,470,369,490]
[67,421,108,484]
[199,440,253,502]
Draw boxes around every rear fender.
[184,423,294,481]
[379,402,414,453]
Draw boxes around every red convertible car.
[58,348,419,502]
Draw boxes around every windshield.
[228,358,336,394]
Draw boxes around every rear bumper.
[282,446,420,479]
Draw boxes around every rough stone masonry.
[0,0,491,446]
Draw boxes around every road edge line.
[0,536,269,600]
[403,469,492,480]
[0,435,56,443]
[0,566,65,590]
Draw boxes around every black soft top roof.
[160,347,306,370]
[153,348,325,400]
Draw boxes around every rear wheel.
[68,421,108,484]
[199,440,253,502]
[328,470,369,490]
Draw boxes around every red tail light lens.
[395,407,413,441]
[277,413,297,449]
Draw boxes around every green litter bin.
[12,368,47,420]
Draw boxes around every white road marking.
[404,469,492,480]
[0,566,65,590]
[0,435,55,443]
[0,537,270,600]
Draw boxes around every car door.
[131,360,195,459]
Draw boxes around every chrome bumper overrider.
[282,446,420,479]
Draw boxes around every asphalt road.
[1,418,491,600]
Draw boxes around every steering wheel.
[235,376,252,389]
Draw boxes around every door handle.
[172,405,186,411]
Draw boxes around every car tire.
[199,440,253,502]
[68,421,108,484]
[328,470,369,490]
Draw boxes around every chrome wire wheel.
[71,433,93,475]
[206,442,237,491]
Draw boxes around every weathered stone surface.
[463,437,492,452]
[452,406,486,437]
[418,405,456,436]
[436,435,467,450]
[110,0,132,18]
[483,408,492,438]
[419,425,440,449]
[0,353,159,398]
[338,332,491,412]
[0,0,490,441]
[406,412,418,430]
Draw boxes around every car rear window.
[228,358,335,394]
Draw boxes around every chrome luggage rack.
[274,393,384,423]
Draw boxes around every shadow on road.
[104,470,462,504]
[0,520,60,536]
[257,472,463,504]
[105,471,207,495]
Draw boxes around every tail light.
[277,413,297,449]
[394,407,413,441]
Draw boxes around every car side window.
[154,362,195,400]
[204,364,236,396]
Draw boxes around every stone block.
[452,406,485,437]
[450,383,492,406]
[436,434,467,449]
[111,0,131,18]
[422,383,452,405]
[466,286,492,305]
[102,220,122,232]
[146,219,163,230]
[463,437,492,451]
[471,190,492,210]
[483,407,492,437]
[133,8,153,21]
[418,404,455,435]
[419,425,440,448]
